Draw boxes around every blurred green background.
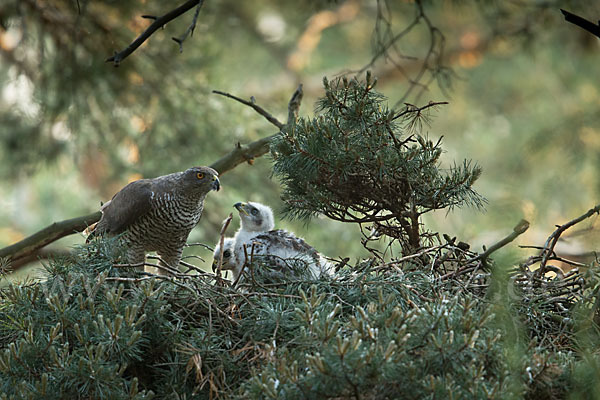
[1,0,598,280]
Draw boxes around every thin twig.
[172,0,205,52]
[215,213,233,280]
[185,242,213,251]
[391,101,448,122]
[286,84,304,125]
[227,292,302,300]
[375,244,446,270]
[469,219,530,263]
[212,90,284,130]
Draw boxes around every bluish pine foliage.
[271,74,485,253]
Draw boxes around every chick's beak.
[234,202,248,216]
[211,176,220,191]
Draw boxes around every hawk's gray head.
[180,166,220,196]
[233,202,275,233]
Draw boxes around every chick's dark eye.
[223,250,231,258]
[196,172,204,179]
[251,209,258,216]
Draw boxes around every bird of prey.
[220,201,332,284]
[88,166,220,274]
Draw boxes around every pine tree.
[271,73,485,254]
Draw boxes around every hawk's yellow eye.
[196,172,204,179]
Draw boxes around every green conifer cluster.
[271,73,485,253]
[2,241,598,399]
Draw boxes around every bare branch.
[209,134,277,175]
[106,0,201,66]
[345,0,447,104]
[212,90,284,130]
[1,248,71,272]
[538,204,600,276]
[468,219,530,263]
[172,0,205,52]
[391,101,448,121]
[561,9,600,39]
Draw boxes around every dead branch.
[561,9,600,39]
[538,204,600,276]
[106,0,202,66]
[1,248,72,271]
[349,0,447,105]
[286,84,304,125]
[210,84,304,174]
[469,219,530,263]
[172,1,205,52]
[212,90,284,130]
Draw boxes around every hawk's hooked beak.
[234,202,248,216]
[211,176,220,191]
[212,259,218,272]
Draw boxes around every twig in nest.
[469,219,530,264]
[538,204,600,277]
[179,259,211,275]
[113,260,181,276]
[214,213,233,280]
[375,244,446,270]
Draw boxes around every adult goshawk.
[89,166,220,273]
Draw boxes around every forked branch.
[538,204,600,276]
[106,0,203,66]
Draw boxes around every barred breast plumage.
[89,166,220,274]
